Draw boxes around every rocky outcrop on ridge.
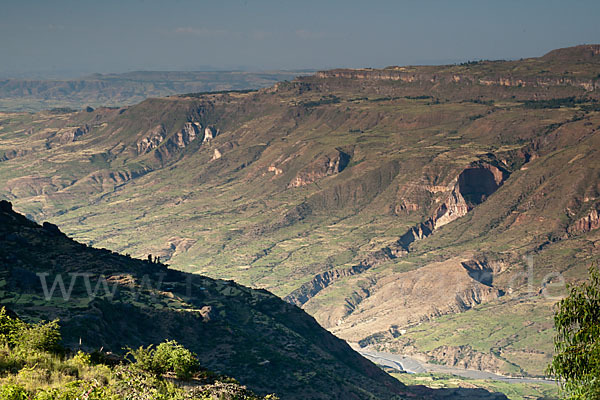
[288,149,351,187]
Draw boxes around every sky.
[1,0,599,78]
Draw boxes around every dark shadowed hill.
[0,200,407,399]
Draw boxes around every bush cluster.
[522,96,586,109]
[0,308,62,354]
[0,308,276,399]
[126,340,200,380]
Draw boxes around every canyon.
[1,45,599,379]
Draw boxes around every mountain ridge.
[0,70,312,112]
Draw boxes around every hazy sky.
[1,0,599,77]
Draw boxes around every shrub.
[0,308,26,346]
[154,340,199,380]
[127,340,199,380]
[15,320,62,353]
[126,344,159,374]
[300,95,340,108]
[523,97,583,109]
[71,350,91,367]
[0,384,28,400]
[1,308,63,354]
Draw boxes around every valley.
[1,44,600,385]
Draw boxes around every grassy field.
[392,372,558,400]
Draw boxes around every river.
[356,348,556,385]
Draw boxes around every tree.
[548,265,600,399]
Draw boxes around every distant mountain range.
[1,44,599,383]
[0,70,312,112]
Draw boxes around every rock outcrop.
[288,149,351,187]
[151,122,203,162]
[173,122,200,148]
[80,168,152,193]
[396,220,434,250]
[331,257,504,341]
[154,236,198,261]
[433,188,470,228]
[0,149,28,162]
[137,125,166,154]
[268,165,283,175]
[203,126,218,142]
[434,163,508,228]
[285,264,371,307]
[137,122,203,155]
[211,142,236,161]
[59,125,89,144]
[569,205,600,234]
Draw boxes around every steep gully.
[284,162,510,307]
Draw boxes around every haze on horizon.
[1,0,599,78]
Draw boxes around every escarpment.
[170,121,201,148]
[288,45,600,107]
[285,161,510,309]
[434,162,509,228]
[138,120,221,161]
[311,69,600,94]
